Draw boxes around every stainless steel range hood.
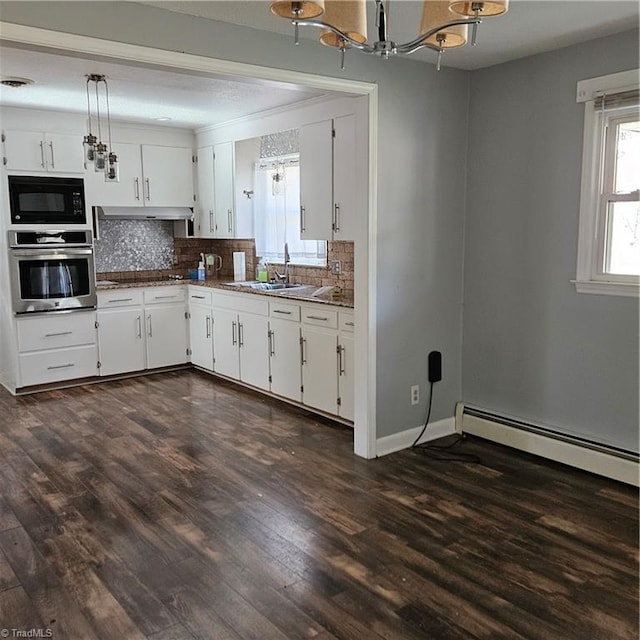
[96,206,193,221]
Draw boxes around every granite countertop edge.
[96,279,354,309]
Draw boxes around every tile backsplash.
[97,231,354,295]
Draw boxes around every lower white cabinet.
[301,325,338,415]
[189,288,214,371]
[97,286,188,376]
[338,312,355,421]
[269,317,302,402]
[16,311,98,387]
[211,292,270,391]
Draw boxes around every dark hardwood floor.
[0,370,637,640]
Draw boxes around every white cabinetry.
[211,291,269,391]
[213,142,235,238]
[337,311,355,421]
[301,306,339,415]
[85,143,194,208]
[188,287,213,370]
[97,286,187,376]
[16,311,98,387]
[3,130,85,174]
[299,114,358,241]
[195,146,216,238]
[269,300,302,402]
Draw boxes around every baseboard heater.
[460,404,639,485]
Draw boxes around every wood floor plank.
[0,371,637,640]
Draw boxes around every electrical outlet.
[411,385,420,405]
[172,255,179,265]
[330,260,342,275]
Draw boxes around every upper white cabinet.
[195,146,216,238]
[299,114,358,242]
[85,143,194,208]
[213,141,235,238]
[2,130,85,174]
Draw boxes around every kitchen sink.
[224,281,305,290]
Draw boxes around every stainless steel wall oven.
[8,230,96,314]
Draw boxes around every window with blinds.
[575,72,639,296]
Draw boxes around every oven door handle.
[10,248,94,258]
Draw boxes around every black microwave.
[8,175,87,225]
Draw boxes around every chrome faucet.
[274,242,290,283]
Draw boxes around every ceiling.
[0,1,637,130]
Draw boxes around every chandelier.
[83,74,119,182]
[270,0,509,70]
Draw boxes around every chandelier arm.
[395,17,481,54]
[292,19,376,53]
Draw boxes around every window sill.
[572,279,640,298]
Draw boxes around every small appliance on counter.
[205,254,222,278]
[233,251,246,281]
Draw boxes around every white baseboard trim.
[459,408,639,487]
[376,417,456,457]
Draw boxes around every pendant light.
[448,0,509,45]
[420,1,468,71]
[319,0,367,70]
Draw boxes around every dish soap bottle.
[197,253,206,281]
[257,258,268,283]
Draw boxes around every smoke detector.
[1,77,35,88]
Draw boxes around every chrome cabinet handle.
[191,295,206,300]
[48,141,55,168]
[136,315,142,339]
[153,295,178,300]
[273,309,292,315]
[47,363,74,370]
[238,322,244,347]
[108,297,133,303]
[134,177,140,200]
[300,336,307,365]
[307,315,329,321]
[232,320,237,346]
[206,315,211,339]
[145,177,151,201]
[147,315,152,337]
[44,331,72,337]
[345,321,355,326]
[300,205,306,232]
[39,141,45,168]
[227,209,233,233]
[338,344,346,375]
[333,203,340,232]
[209,210,215,233]
[268,329,275,356]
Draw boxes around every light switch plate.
[330,260,342,275]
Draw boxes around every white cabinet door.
[98,308,145,376]
[84,142,143,208]
[146,304,188,369]
[299,120,333,240]
[3,130,84,173]
[238,313,270,391]
[196,146,216,238]
[269,318,302,402]
[141,145,194,207]
[332,114,357,241]
[302,325,338,415]
[190,304,213,370]
[213,141,235,238]
[212,307,240,379]
[338,333,354,421]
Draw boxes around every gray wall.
[0,2,470,437]
[464,30,639,453]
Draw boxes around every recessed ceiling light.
[1,76,35,88]
[153,116,172,122]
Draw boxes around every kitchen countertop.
[96,278,354,309]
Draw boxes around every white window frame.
[575,69,640,297]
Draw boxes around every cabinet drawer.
[144,286,186,304]
[17,312,97,353]
[302,306,338,328]
[339,312,355,333]
[19,344,98,387]
[98,289,144,308]
[270,300,301,322]
[188,287,212,306]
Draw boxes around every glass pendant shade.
[94,142,108,172]
[319,0,367,48]
[420,0,468,48]
[448,0,509,17]
[105,152,119,182]
[83,133,97,163]
[270,0,324,19]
